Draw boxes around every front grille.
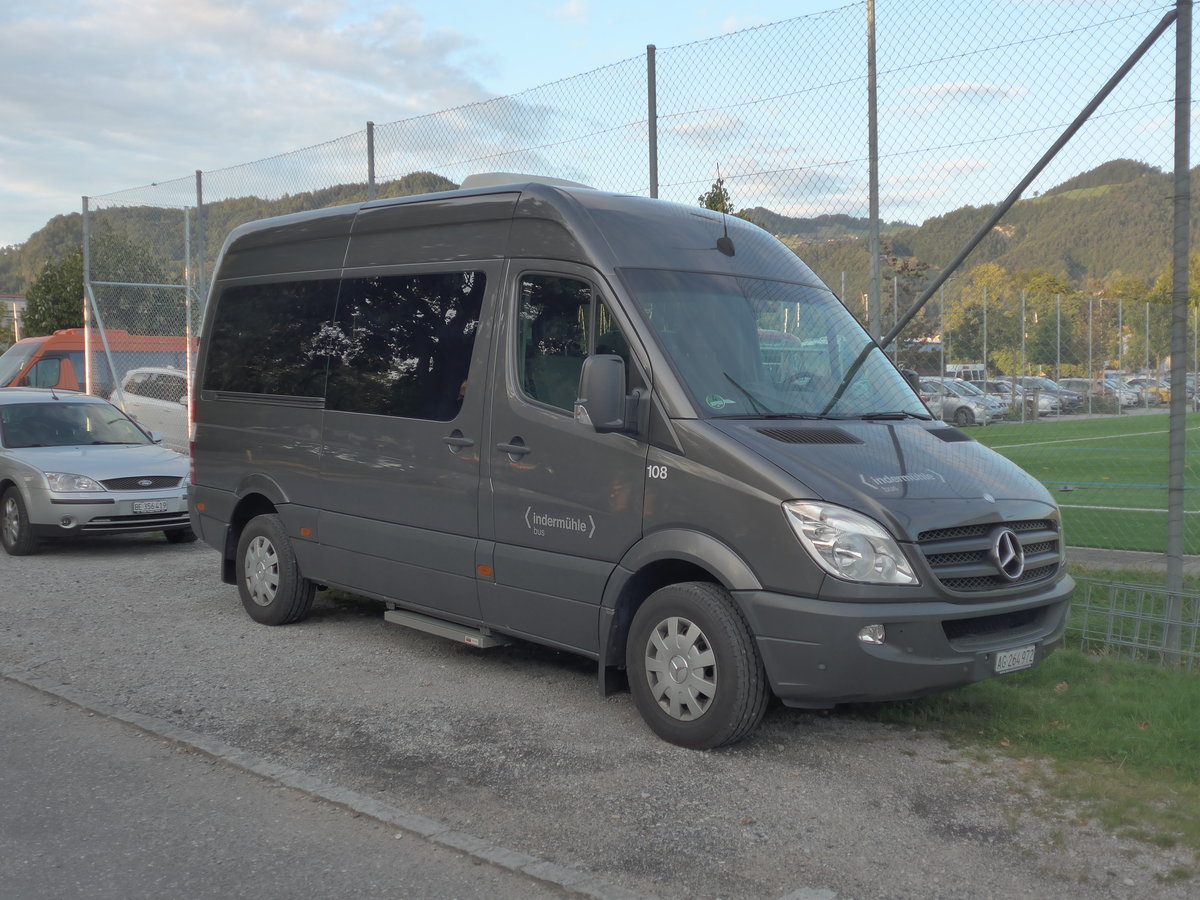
[918,518,1061,593]
[81,511,190,533]
[943,606,1044,644]
[101,475,183,491]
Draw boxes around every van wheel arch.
[221,493,279,584]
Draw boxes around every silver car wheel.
[243,534,280,607]
[2,496,19,546]
[642,615,717,721]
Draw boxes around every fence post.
[1164,0,1192,662]
[367,121,377,201]
[195,171,206,310]
[81,196,92,394]
[646,46,658,198]
[866,0,881,342]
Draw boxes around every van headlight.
[44,472,104,492]
[783,501,917,585]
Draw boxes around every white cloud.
[0,0,493,245]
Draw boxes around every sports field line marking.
[1058,503,1200,514]
[991,424,1200,451]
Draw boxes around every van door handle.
[443,430,474,451]
[496,438,531,458]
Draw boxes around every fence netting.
[83,0,1195,558]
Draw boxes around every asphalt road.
[1,534,1194,899]
[0,677,573,900]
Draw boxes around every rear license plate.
[994,644,1036,674]
[133,500,169,514]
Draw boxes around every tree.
[698,177,733,214]
[24,246,84,336]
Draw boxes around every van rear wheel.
[626,582,769,749]
[236,514,315,625]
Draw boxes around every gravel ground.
[1,534,1195,899]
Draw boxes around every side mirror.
[576,354,635,434]
[901,368,921,394]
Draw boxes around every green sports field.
[972,412,1200,554]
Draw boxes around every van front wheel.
[236,514,315,625]
[626,582,769,749]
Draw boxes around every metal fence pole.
[647,46,658,199]
[367,121,377,202]
[195,171,206,310]
[1164,0,1192,660]
[81,196,92,394]
[867,0,881,342]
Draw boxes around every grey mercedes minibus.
[189,176,1072,748]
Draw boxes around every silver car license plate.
[133,500,169,514]
[994,644,1036,674]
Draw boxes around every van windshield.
[0,342,40,387]
[619,269,927,419]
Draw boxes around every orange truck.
[0,329,190,397]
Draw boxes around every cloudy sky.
[0,0,834,247]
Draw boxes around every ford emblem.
[137,479,153,487]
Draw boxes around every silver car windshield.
[0,401,151,448]
[620,269,927,419]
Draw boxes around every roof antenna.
[713,165,735,257]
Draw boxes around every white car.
[0,388,193,555]
[918,377,1006,426]
[115,366,189,450]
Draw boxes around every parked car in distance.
[918,377,1006,425]
[1123,377,1169,405]
[1017,376,1083,413]
[971,379,1061,415]
[1058,377,1140,408]
[115,366,189,450]
[0,388,193,555]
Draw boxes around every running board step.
[383,608,511,648]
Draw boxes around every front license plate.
[133,500,169,514]
[994,644,1036,674]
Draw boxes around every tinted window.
[324,271,485,421]
[203,279,339,396]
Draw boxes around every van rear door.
[482,264,648,652]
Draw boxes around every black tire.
[164,526,198,544]
[235,514,315,625]
[953,406,974,427]
[1,486,39,556]
[626,582,769,749]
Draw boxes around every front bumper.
[30,488,190,537]
[735,574,1073,707]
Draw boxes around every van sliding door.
[317,264,500,620]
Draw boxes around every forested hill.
[800,159,1198,295]
[0,172,457,292]
[1,160,1193,294]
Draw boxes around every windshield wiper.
[856,411,934,421]
[723,373,778,416]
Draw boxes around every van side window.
[25,358,61,388]
[517,275,592,412]
[203,279,339,396]
[325,271,486,421]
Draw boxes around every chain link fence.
[81,1,1194,569]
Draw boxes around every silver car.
[0,388,193,555]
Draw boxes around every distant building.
[1,294,26,342]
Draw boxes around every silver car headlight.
[44,472,105,493]
[783,501,918,585]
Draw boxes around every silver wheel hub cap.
[643,615,716,721]
[244,535,280,607]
